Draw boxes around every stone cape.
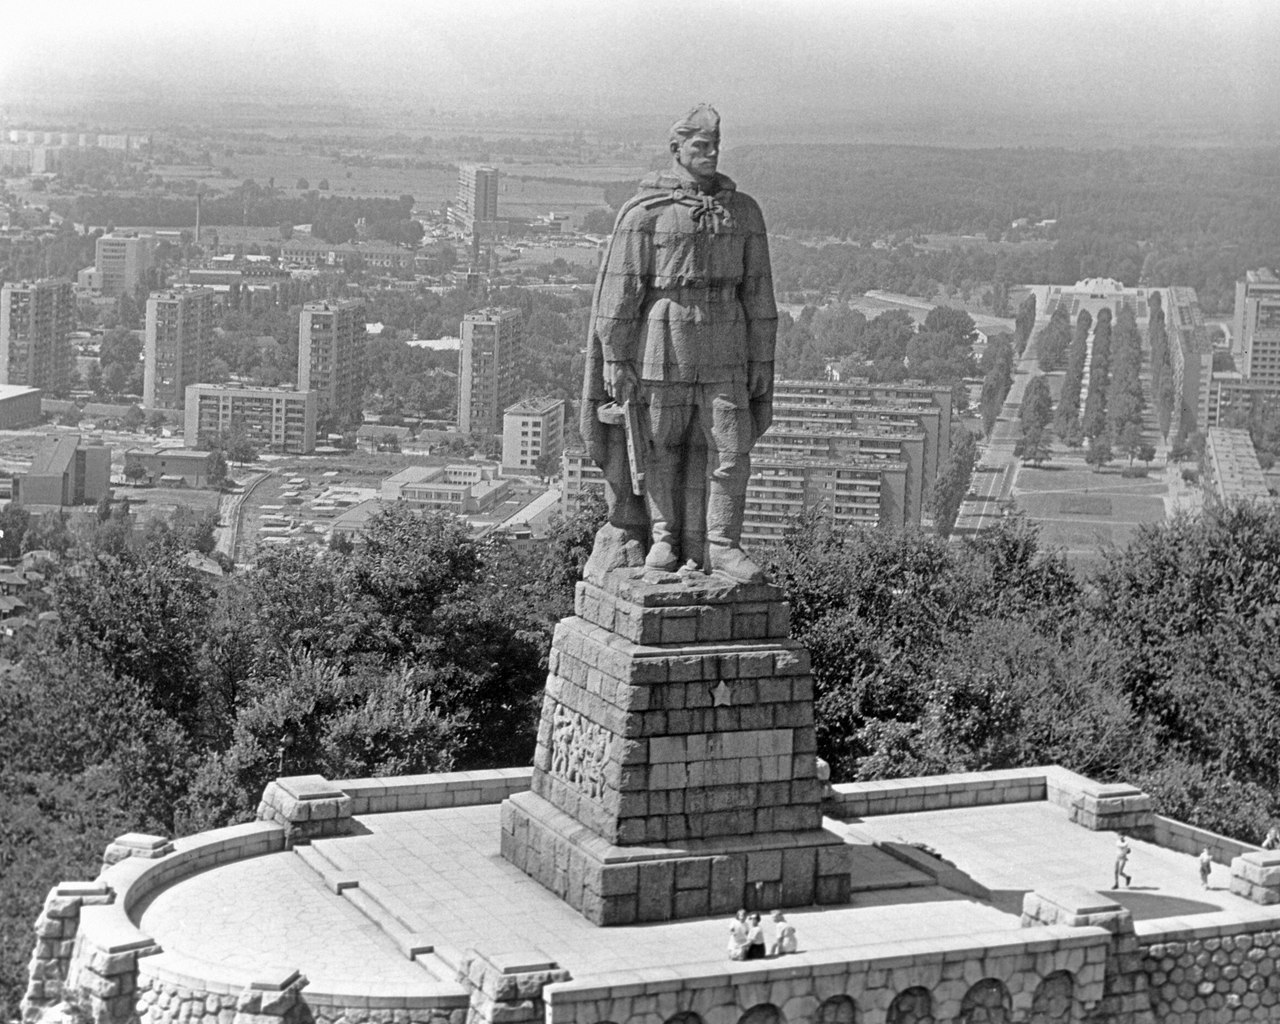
[499,567,852,925]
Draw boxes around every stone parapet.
[102,835,175,874]
[542,925,1110,1024]
[1022,887,1133,933]
[21,882,114,1023]
[1067,781,1154,834]
[334,769,531,815]
[459,949,570,1024]
[256,775,354,845]
[1230,850,1280,905]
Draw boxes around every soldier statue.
[580,104,777,584]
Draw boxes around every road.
[952,338,1042,536]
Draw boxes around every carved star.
[710,680,732,707]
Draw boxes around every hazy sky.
[4,0,1279,142]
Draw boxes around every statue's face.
[674,132,719,184]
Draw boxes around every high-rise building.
[299,300,364,424]
[144,289,214,411]
[0,279,74,391]
[1233,269,1280,388]
[458,307,522,437]
[502,397,565,475]
[95,232,153,297]
[455,165,499,231]
[184,384,317,454]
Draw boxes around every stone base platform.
[501,790,852,925]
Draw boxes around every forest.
[4,498,1280,1017]
[722,145,1280,313]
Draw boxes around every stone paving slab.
[849,801,1260,921]
[134,847,439,988]
[134,799,1262,992]
[137,806,1004,987]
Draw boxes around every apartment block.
[1233,269,1280,388]
[502,396,565,474]
[299,300,364,424]
[95,232,153,297]
[144,289,214,411]
[0,279,74,391]
[455,165,499,231]
[184,384,317,454]
[458,307,522,437]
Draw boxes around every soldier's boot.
[706,479,764,584]
[644,448,682,572]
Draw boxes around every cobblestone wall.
[1141,930,1280,1023]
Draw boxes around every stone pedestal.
[500,569,852,925]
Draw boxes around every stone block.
[710,855,747,915]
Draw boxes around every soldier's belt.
[648,284,739,302]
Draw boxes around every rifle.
[622,398,646,497]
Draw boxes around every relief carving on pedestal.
[549,701,611,801]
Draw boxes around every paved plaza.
[134,799,1253,991]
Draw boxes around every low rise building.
[13,433,111,508]
[380,463,510,515]
[502,397,565,475]
[123,447,219,488]
[355,424,412,452]
[0,384,41,428]
[183,384,316,454]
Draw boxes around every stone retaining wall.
[542,926,1110,1024]
[22,766,1280,1024]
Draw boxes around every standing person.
[1114,835,1132,889]
[580,103,778,582]
[1199,847,1213,889]
[1263,827,1279,850]
[743,912,767,960]
[727,909,748,960]
[769,910,797,956]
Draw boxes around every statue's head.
[669,103,720,186]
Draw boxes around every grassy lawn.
[1013,451,1166,567]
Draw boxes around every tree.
[122,405,145,431]
[124,460,148,484]
[1014,293,1037,354]
[226,434,258,465]
[0,503,31,558]
[928,426,978,539]
[1020,376,1054,435]
[295,177,309,190]
[1014,426,1052,467]
[53,547,216,733]
[147,411,168,433]
[1137,443,1157,467]
[1085,437,1113,473]
[318,178,330,190]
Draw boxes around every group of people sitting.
[727,909,796,960]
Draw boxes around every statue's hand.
[605,361,640,405]
[748,361,772,399]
